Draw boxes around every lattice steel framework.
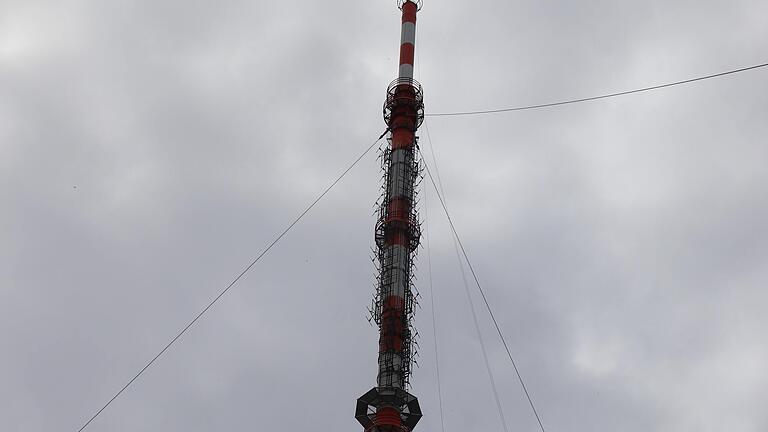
[357,2,425,432]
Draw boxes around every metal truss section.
[369,138,423,390]
[375,145,422,253]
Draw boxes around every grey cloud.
[2,1,767,431]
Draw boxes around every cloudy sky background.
[2,0,768,431]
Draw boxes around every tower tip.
[397,0,422,11]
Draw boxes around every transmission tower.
[356,1,425,431]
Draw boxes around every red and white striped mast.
[356,1,425,431]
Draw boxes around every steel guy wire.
[422,121,510,432]
[418,129,548,432]
[422,170,447,432]
[426,61,768,117]
[75,129,388,432]
[417,37,448,432]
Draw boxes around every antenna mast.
[356,1,425,431]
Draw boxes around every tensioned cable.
[454,234,511,432]
[422,122,509,432]
[417,40,448,432]
[417,136,548,432]
[426,61,768,117]
[422,175,447,432]
[75,129,389,432]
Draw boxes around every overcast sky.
[2,0,768,431]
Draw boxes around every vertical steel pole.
[357,2,425,431]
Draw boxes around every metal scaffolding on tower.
[356,1,425,431]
